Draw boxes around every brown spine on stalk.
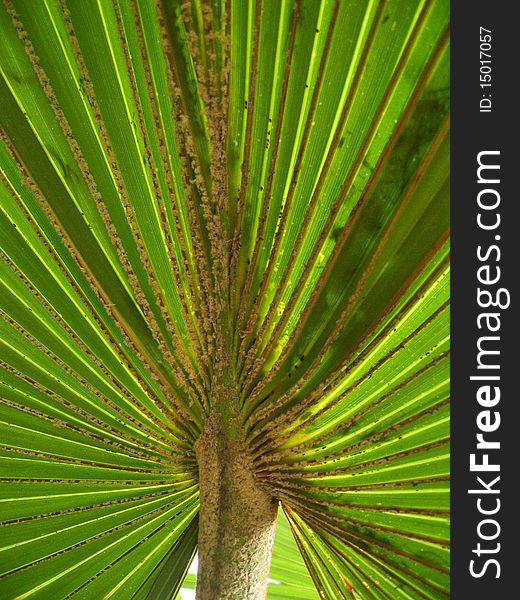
[195,404,278,599]
[160,1,278,595]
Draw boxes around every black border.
[451,2,518,597]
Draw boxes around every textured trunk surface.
[194,412,278,599]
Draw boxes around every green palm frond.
[0,0,449,598]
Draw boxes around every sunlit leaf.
[0,0,449,598]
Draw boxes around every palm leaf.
[0,0,449,598]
